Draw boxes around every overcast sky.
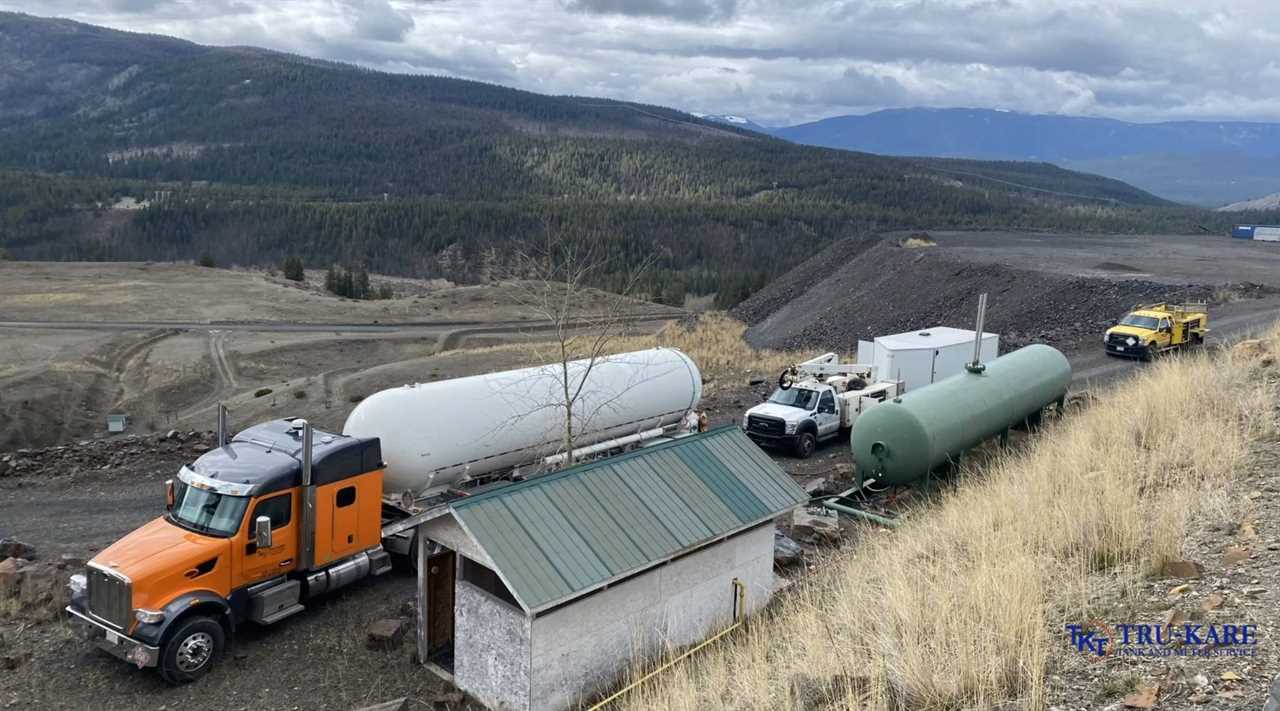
[5,0,1280,126]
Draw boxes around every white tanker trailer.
[344,347,704,501]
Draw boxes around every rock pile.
[734,237,1223,354]
[0,430,216,479]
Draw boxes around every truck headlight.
[67,573,87,596]
[135,609,165,624]
[785,421,798,435]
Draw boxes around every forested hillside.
[0,12,1250,305]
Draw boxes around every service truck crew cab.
[743,354,901,458]
[1104,302,1209,360]
[66,419,390,683]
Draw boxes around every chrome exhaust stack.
[216,404,228,448]
[293,419,317,571]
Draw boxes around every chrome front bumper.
[66,605,159,668]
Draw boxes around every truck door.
[815,391,840,439]
[330,484,361,558]
[1158,319,1172,348]
[240,492,297,584]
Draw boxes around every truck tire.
[793,431,817,459]
[1146,342,1159,362]
[159,615,224,685]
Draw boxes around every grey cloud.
[349,0,414,42]
[561,0,737,23]
[2,0,1279,124]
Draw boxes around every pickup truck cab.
[1104,303,1208,360]
[743,378,899,458]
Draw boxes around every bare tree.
[506,229,659,466]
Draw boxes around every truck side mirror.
[254,515,273,551]
[165,479,175,510]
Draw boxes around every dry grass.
[460,312,799,383]
[617,329,1280,711]
[901,233,938,249]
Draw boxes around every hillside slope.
[0,13,1235,303]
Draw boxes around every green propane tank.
[850,344,1071,486]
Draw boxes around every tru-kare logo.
[1066,619,1259,659]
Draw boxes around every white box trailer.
[857,326,998,392]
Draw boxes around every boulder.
[355,699,408,711]
[366,618,407,651]
[0,538,35,562]
[0,557,23,597]
[773,530,802,566]
[1161,560,1203,579]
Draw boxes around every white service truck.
[742,327,998,458]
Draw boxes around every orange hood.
[92,517,233,612]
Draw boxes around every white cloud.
[3,0,1280,125]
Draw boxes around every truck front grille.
[1107,334,1137,348]
[87,566,132,629]
[747,415,785,437]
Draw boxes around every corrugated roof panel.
[704,434,800,513]
[519,488,612,591]
[578,468,679,560]
[617,458,712,544]
[460,499,568,607]
[542,477,645,573]
[646,448,743,532]
[451,426,807,611]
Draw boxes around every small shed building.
[412,426,807,711]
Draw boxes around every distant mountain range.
[704,108,1280,206]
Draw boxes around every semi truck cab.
[66,418,390,683]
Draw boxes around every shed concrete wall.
[454,579,531,711]
[527,523,775,711]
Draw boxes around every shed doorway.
[427,550,456,672]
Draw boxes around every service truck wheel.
[794,432,817,459]
[159,616,224,685]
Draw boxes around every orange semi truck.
[66,418,391,683]
[64,349,705,684]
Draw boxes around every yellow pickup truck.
[1104,303,1209,360]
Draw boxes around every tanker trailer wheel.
[159,615,224,685]
[793,431,817,459]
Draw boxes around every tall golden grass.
[616,329,1279,711]
[464,312,799,382]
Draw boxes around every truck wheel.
[794,432,817,459]
[159,616,224,685]
[1146,342,1159,361]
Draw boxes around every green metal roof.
[449,426,808,613]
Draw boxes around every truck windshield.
[1120,314,1160,330]
[169,479,249,537]
[768,387,819,410]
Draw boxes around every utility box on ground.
[857,327,998,392]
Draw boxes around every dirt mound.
[733,235,881,326]
[737,239,1215,353]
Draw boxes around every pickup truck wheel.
[1145,342,1159,361]
[793,432,817,459]
[159,616,224,685]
